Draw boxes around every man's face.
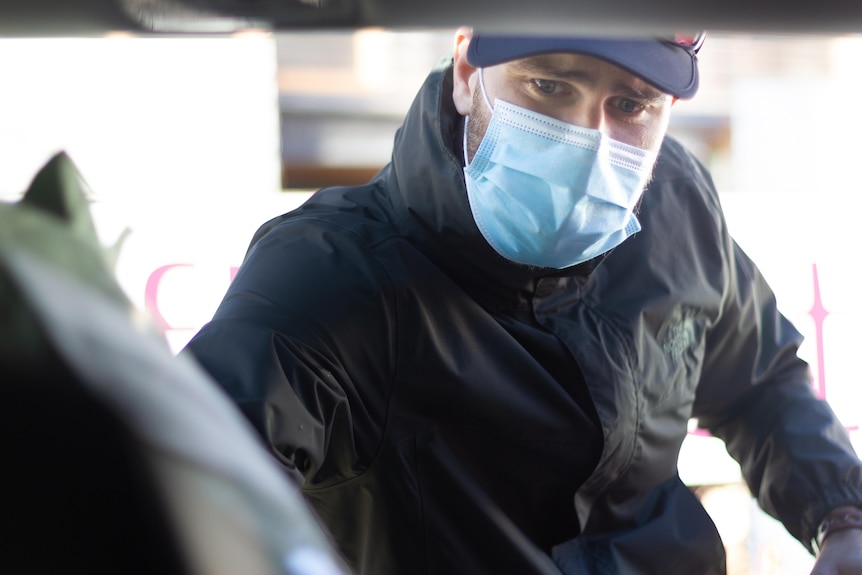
[462,52,674,164]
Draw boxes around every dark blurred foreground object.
[5,0,862,37]
[0,152,348,575]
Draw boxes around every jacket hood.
[385,56,601,308]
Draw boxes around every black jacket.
[185,56,862,574]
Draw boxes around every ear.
[452,26,477,116]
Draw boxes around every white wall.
[0,35,303,352]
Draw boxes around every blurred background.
[1,29,859,574]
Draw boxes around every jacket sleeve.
[692,221,862,553]
[182,212,396,487]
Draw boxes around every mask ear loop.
[462,115,471,167]
[478,67,494,111]
[464,67,494,167]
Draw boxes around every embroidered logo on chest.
[662,316,696,359]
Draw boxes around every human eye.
[615,97,645,114]
[531,78,561,95]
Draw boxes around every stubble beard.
[464,86,491,166]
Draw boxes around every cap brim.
[467,35,699,99]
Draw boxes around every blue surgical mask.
[463,70,656,269]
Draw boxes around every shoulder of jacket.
[227,184,403,329]
[653,137,714,187]
[250,182,404,251]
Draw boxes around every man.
[184,28,862,574]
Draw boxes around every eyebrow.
[508,57,667,101]
[509,58,598,83]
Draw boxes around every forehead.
[502,53,667,98]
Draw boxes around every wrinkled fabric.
[184,56,862,574]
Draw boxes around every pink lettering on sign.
[808,263,828,400]
[145,263,193,331]
[145,263,238,332]
[809,263,859,432]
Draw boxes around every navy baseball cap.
[466,33,702,99]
